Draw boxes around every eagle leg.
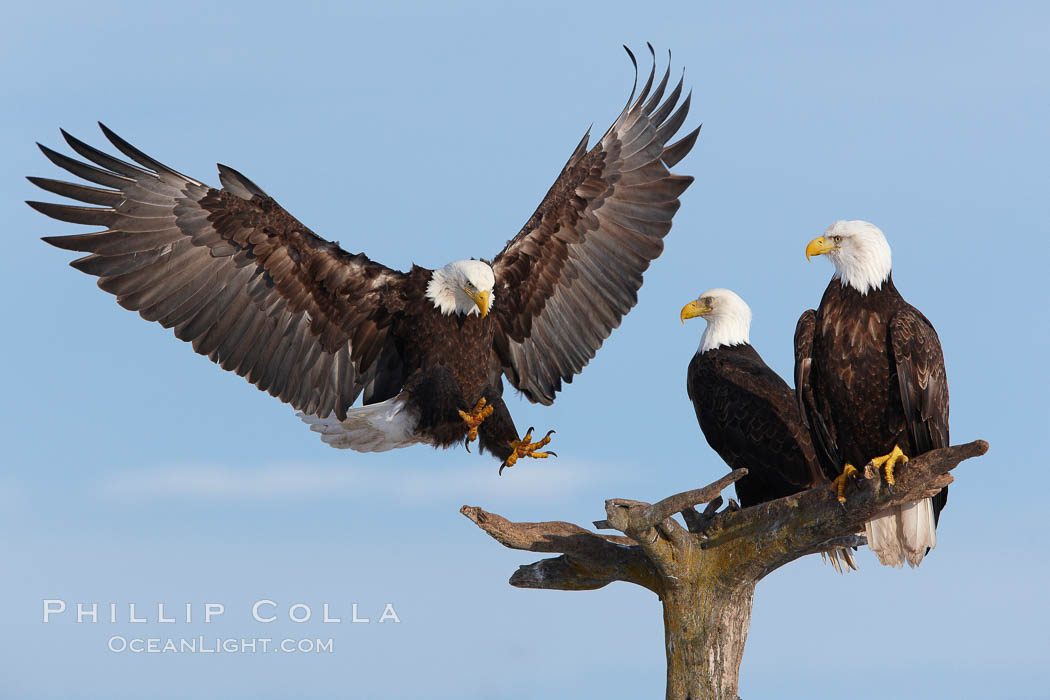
[866,444,908,487]
[459,398,495,452]
[499,427,557,475]
[830,463,859,504]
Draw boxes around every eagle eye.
[832,235,843,243]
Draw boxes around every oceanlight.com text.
[108,636,334,654]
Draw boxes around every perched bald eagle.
[28,48,699,471]
[796,220,949,567]
[681,288,855,572]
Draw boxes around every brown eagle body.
[687,344,825,507]
[795,276,950,518]
[29,47,700,466]
[384,267,518,457]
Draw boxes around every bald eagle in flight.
[28,48,699,471]
[681,288,855,572]
[796,220,949,567]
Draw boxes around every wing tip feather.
[662,124,701,168]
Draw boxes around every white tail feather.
[900,498,937,568]
[864,497,937,568]
[298,394,421,453]
[865,510,903,567]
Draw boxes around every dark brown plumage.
[796,220,949,566]
[795,276,950,515]
[28,46,699,467]
[687,343,826,507]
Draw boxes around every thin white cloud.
[95,459,611,504]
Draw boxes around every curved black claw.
[498,427,556,475]
[464,436,472,453]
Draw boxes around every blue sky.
[2,1,1047,698]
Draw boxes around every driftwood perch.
[462,439,988,700]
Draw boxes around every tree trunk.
[663,581,754,700]
[461,441,987,700]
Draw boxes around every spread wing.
[29,125,407,420]
[491,46,700,404]
[793,309,840,479]
[890,307,949,454]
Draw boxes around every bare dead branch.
[700,440,987,582]
[459,505,660,593]
[463,441,988,700]
[599,470,746,536]
[648,469,747,525]
[680,496,723,534]
[593,470,750,575]
[459,505,634,551]
[509,552,661,593]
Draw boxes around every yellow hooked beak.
[680,299,710,324]
[464,288,490,318]
[806,235,838,261]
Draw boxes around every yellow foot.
[499,427,556,475]
[830,463,859,504]
[458,398,495,451]
[867,445,908,487]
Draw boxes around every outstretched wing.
[491,46,700,405]
[793,309,840,480]
[29,125,407,420]
[890,307,949,454]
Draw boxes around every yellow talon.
[868,445,908,486]
[499,427,557,475]
[830,463,859,503]
[458,397,494,445]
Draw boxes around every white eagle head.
[806,220,892,295]
[426,260,496,317]
[680,287,752,353]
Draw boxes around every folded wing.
[890,307,949,453]
[793,309,840,480]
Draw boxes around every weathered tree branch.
[700,440,984,583]
[459,506,661,593]
[595,468,747,532]
[463,440,988,700]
